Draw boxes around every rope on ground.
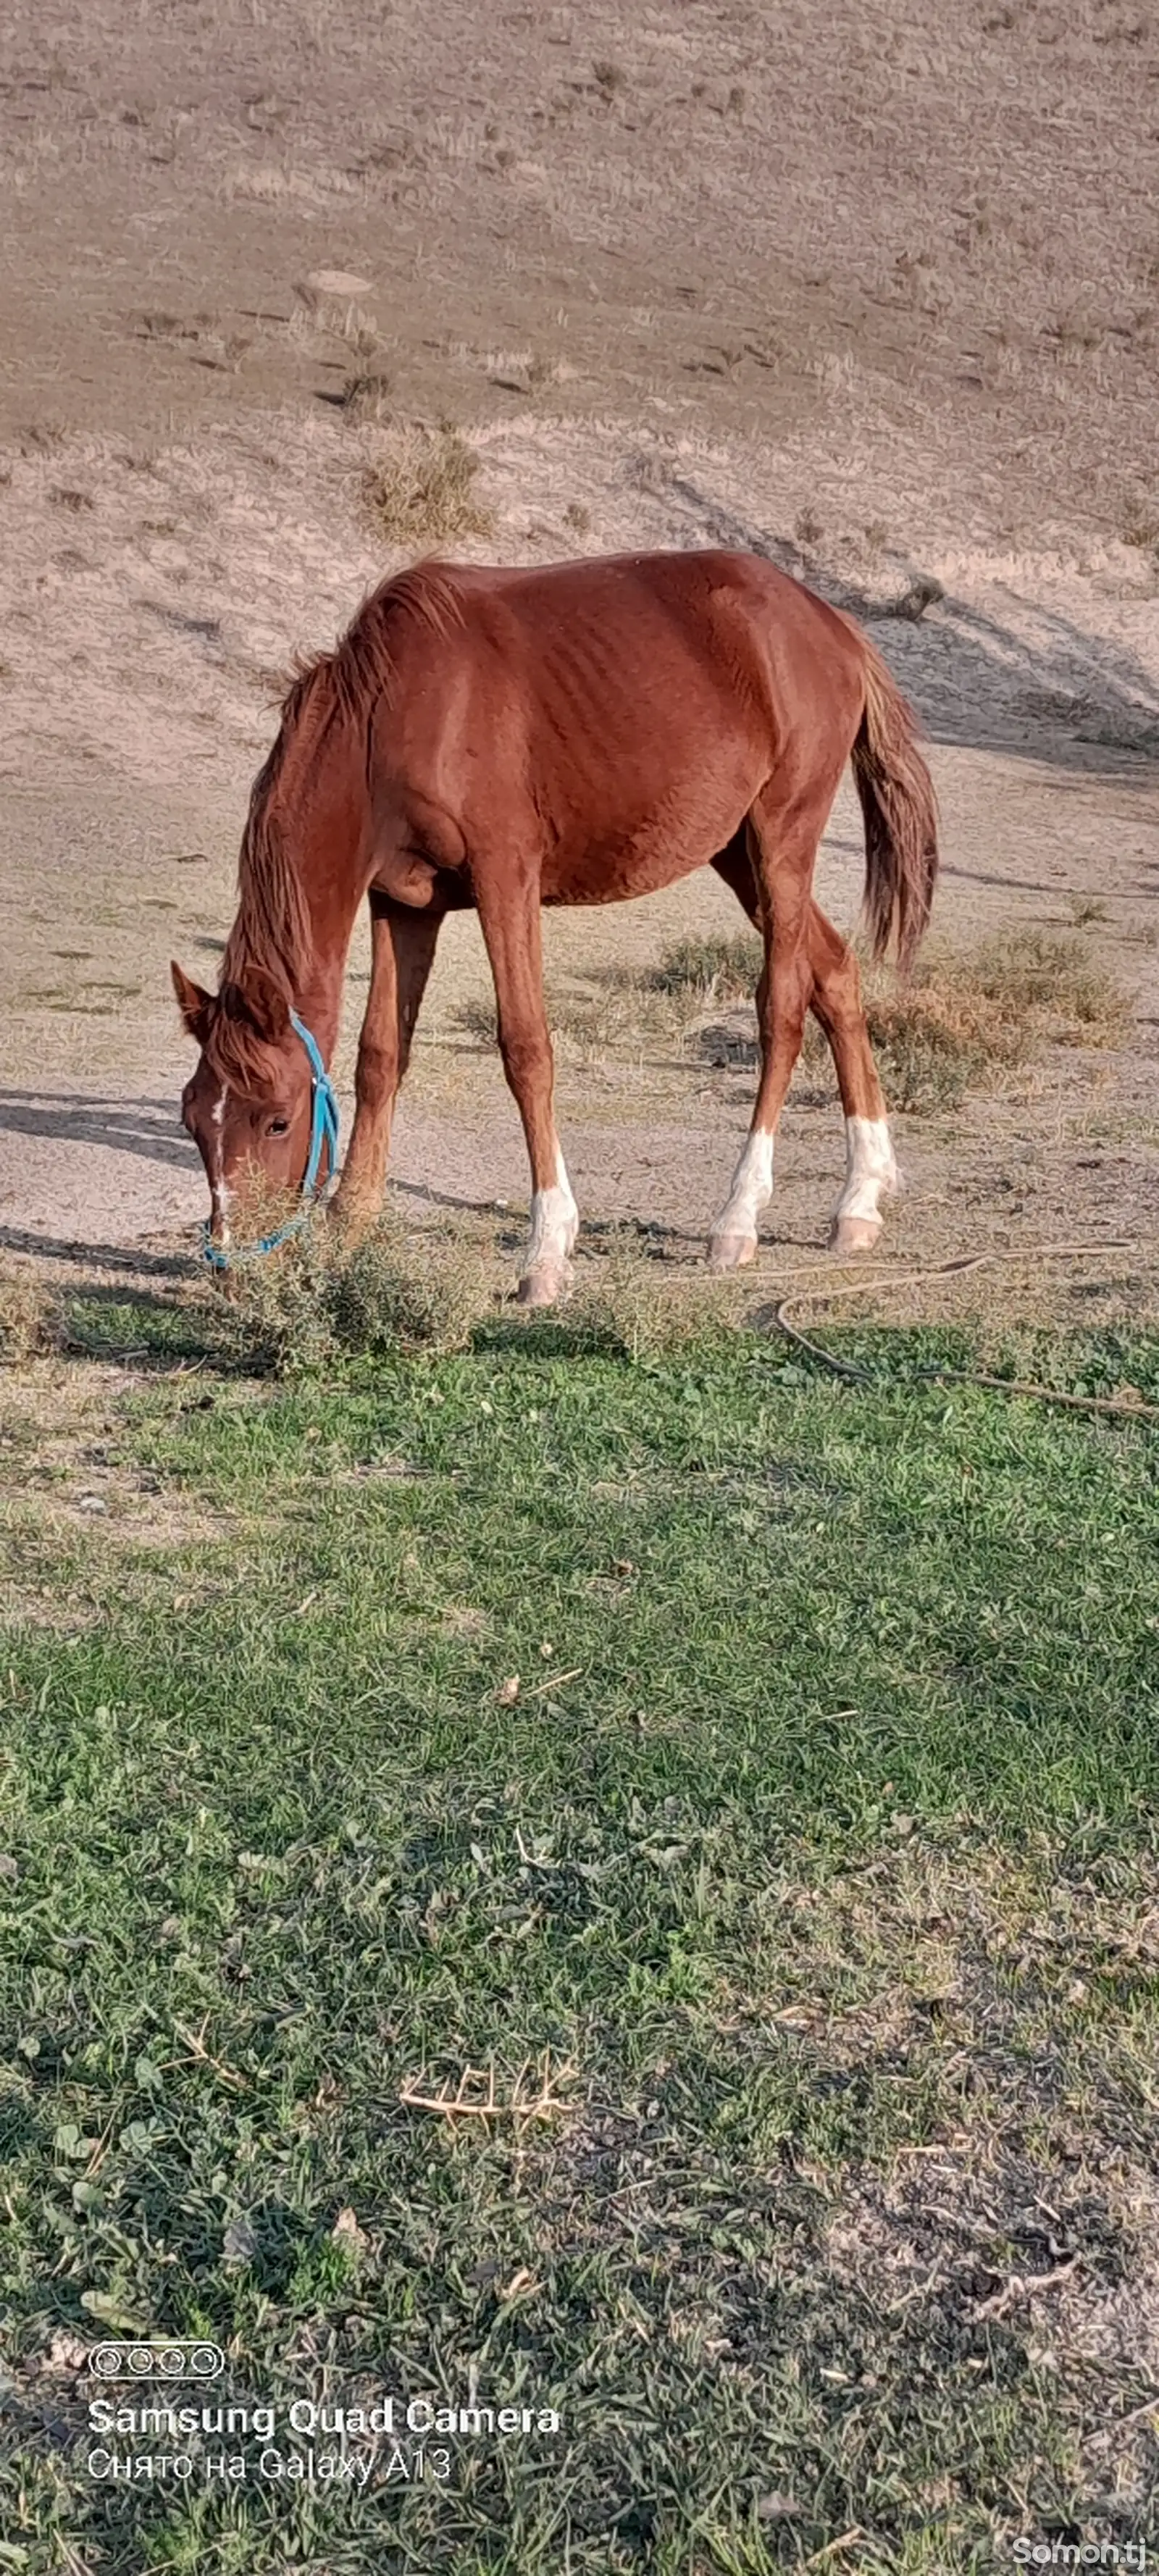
[769,1239,1159,1423]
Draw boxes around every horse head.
[172,961,324,1253]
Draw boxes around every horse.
[173,548,938,1302]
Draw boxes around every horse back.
[369,551,866,898]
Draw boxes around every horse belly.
[540,821,717,906]
[539,752,757,905]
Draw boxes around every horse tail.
[850,635,939,971]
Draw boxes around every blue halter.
[201,1011,340,1271]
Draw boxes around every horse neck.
[293,936,348,1067]
[259,734,371,1061]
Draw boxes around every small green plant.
[363,427,494,548]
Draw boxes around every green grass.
[1,1317,1157,2570]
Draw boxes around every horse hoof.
[829,1216,882,1257]
[517,1262,569,1309]
[707,1231,758,1274]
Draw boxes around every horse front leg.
[330,895,443,1235]
[474,866,577,1306]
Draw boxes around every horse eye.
[267,1116,290,1137]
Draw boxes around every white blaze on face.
[710,1126,774,1250]
[834,1116,898,1226]
[524,1148,579,1274]
[209,1085,233,1238]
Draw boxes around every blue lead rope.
[202,1010,340,1271]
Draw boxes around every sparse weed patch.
[645,929,763,1002]
[862,929,1130,1111]
[363,425,494,548]
[455,928,1127,1109]
[202,1211,501,1376]
[0,1264,64,1364]
[455,971,686,1063]
[339,368,393,422]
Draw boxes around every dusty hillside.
[3,0,1156,536]
[0,0,1155,1309]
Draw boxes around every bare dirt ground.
[1,0,1156,1322]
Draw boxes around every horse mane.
[206,561,465,1088]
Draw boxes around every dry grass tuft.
[363,426,494,548]
[460,929,1126,1109]
[645,932,763,1004]
[1121,499,1159,551]
[0,1266,65,1364]
[198,1196,756,1376]
[566,1231,749,1360]
[207,1210,501,1376]
[456,971,686,1066]
[339,370,393,424]
[859,931,1131,1111]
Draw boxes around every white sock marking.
[834,1116,897,1226]
[524,1149,578,1273]
[710,1128,774,1247]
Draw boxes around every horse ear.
[229,967,291,1045]
[171,961,214,1045]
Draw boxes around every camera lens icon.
[85,2341,225,2380]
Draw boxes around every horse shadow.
[0,1092,203,1268]
[0,1092,198,1171]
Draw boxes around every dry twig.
[399,2050,580,2130]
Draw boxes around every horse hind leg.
[707,796,821,1270]
[806,903,898,1253]
[704,830,772,1266]
[709,826,760,926]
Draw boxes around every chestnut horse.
[173,548,937,1301]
